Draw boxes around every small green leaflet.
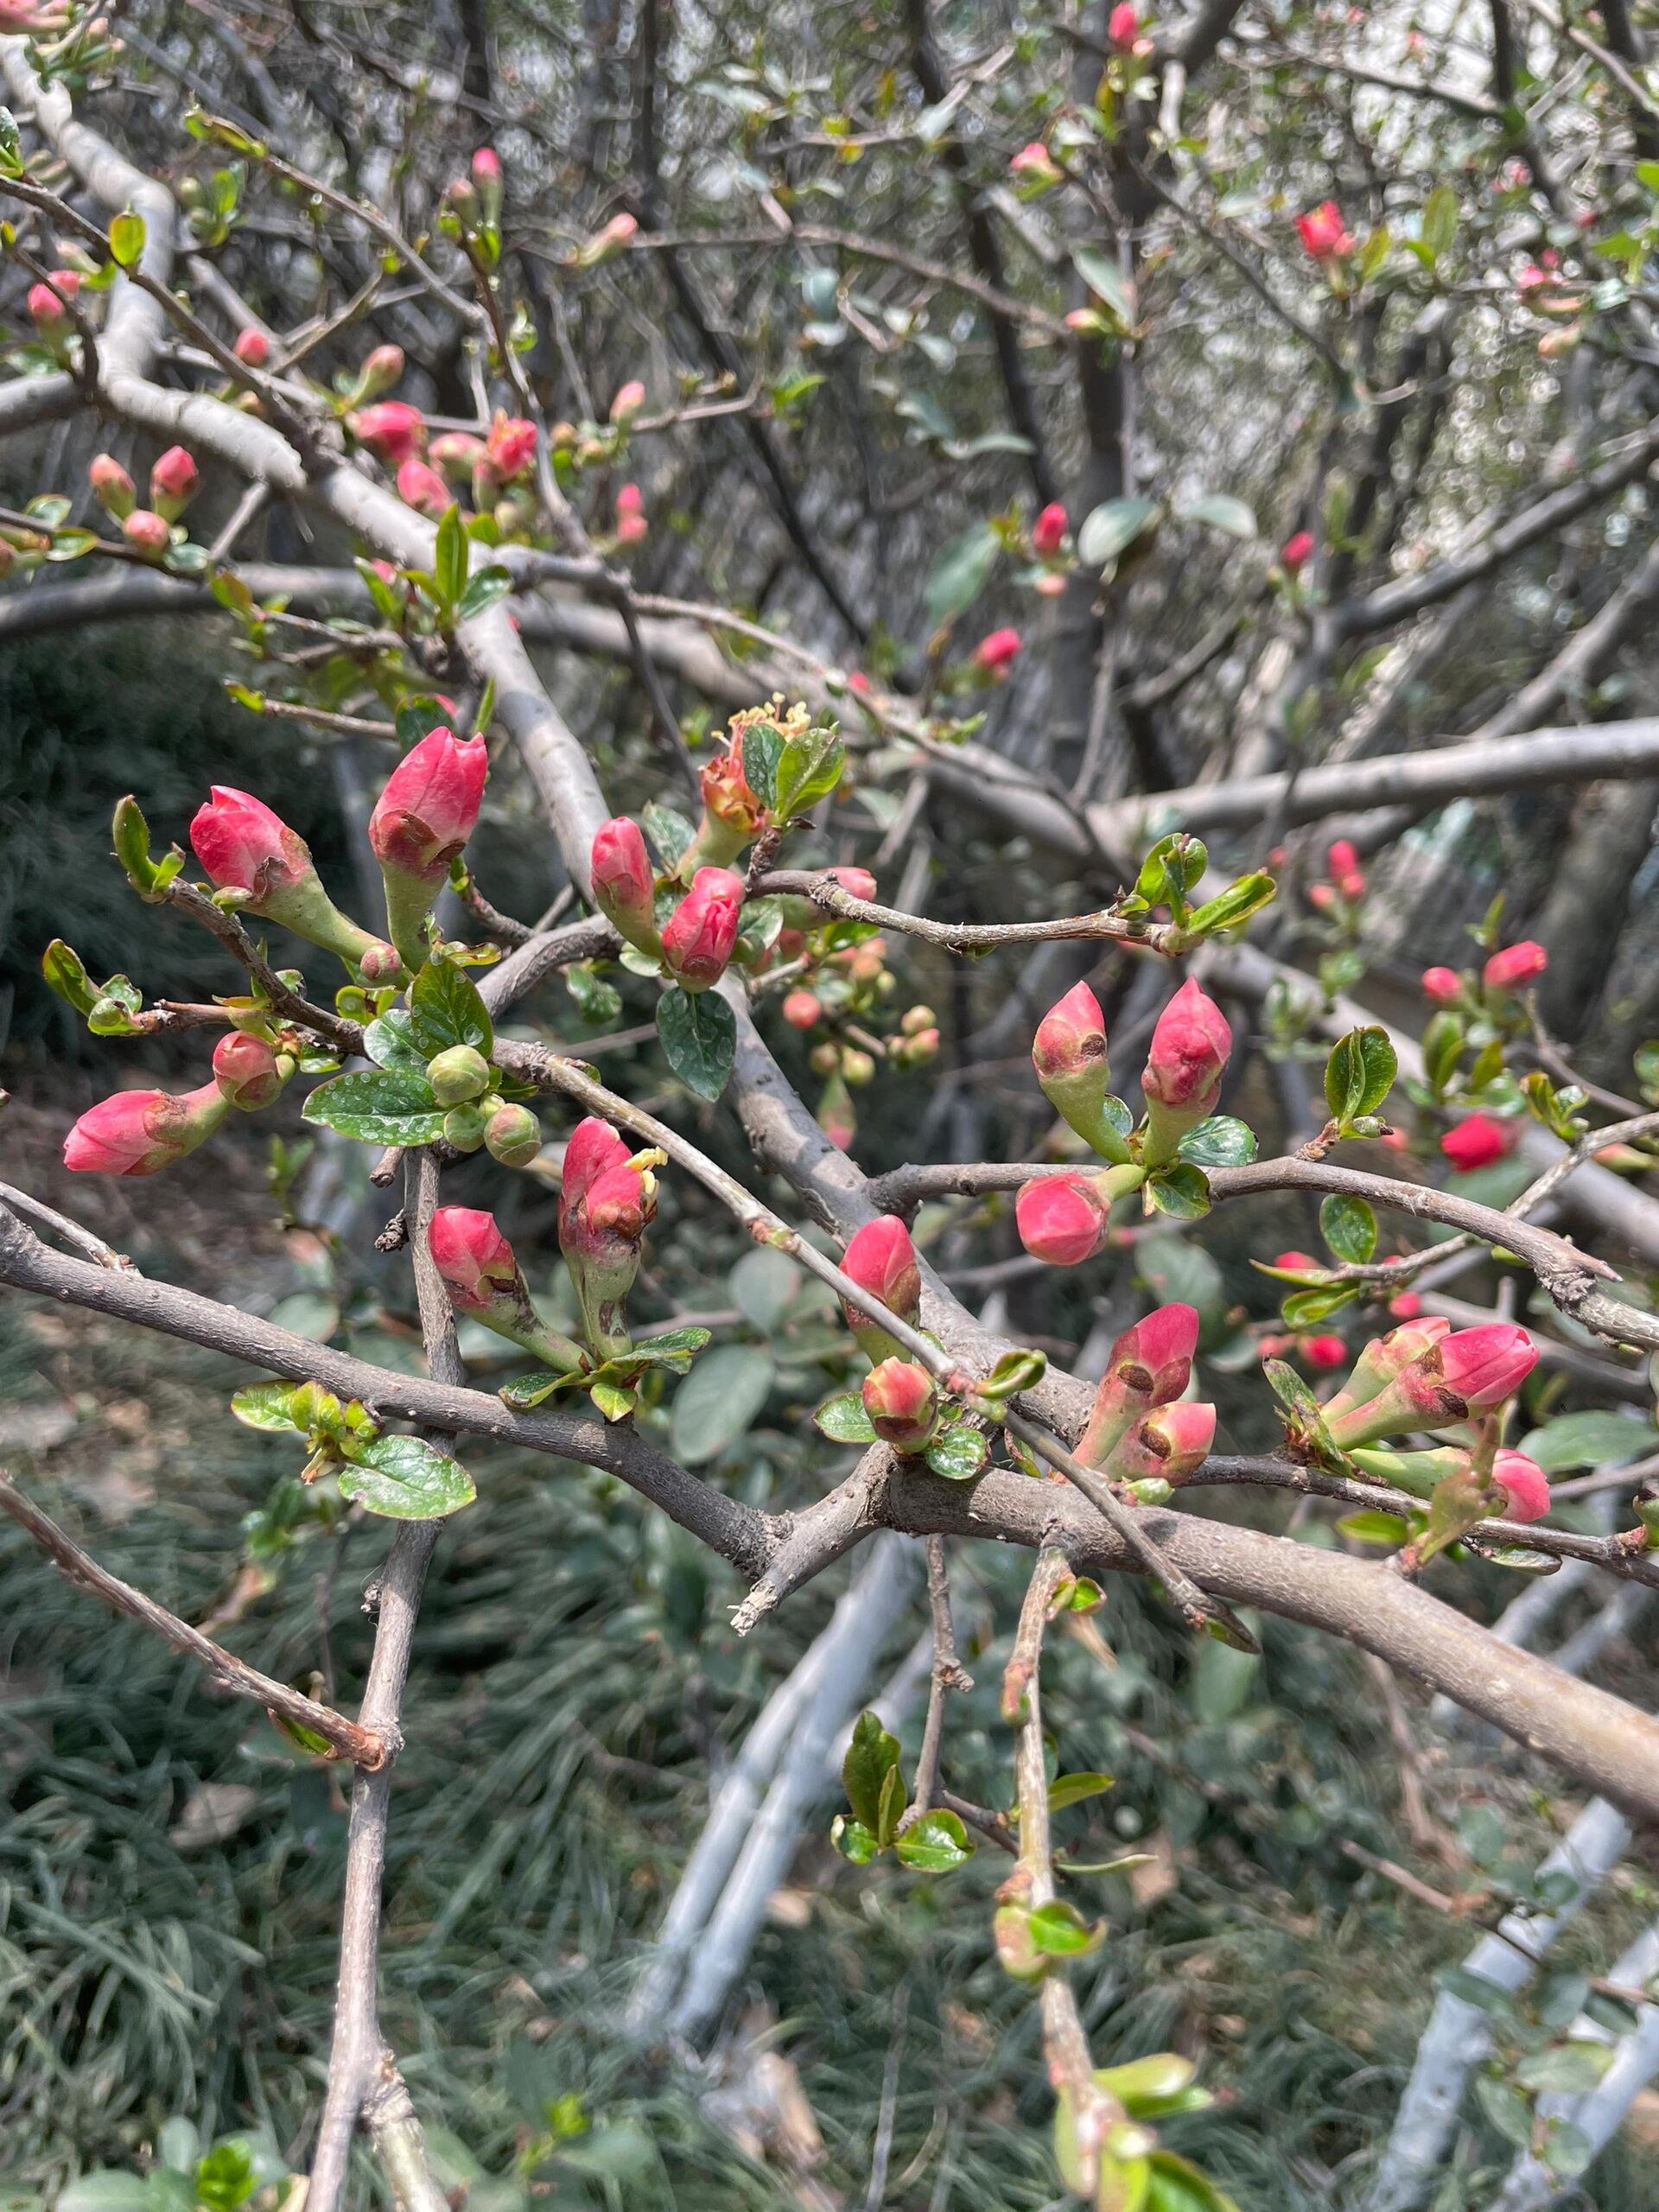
[1077,495,1160,569]
[1319,1192,1376,1263]
[1325,1026,1396,1124]
[775,723,844,816]
[924,1424,988,1480]
[741,722,784,807]
[1178,1116,1256,1167]
[642,802,696,869]
[893,1808,974,1870]
[302,1068,447,1144]
[657,983,736,1100]
[409,960,493,1057]
[817,1390,877,1443]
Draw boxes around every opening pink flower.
[861,1359,938,1453]
[660,868,745,992]
[486,410,537,480]
[349,401,426,467]
[1295,201,1354,260]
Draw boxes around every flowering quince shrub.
[13,17,1659,2212]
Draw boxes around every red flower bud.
[90,452,135,519]
[122,508,171,558]
[1015,1170,1115,1268]
[357,344,406,399]
[472,145,502,182]
[1281,529,1314,573]
[1009,141,1062,185]
[661,868,745,992]
[1300,1334,1348,1370]
[1276,1250,1319,1271]
[212,1031,288,1110]
[1077,1301,1198,1463]
[28,270,79,335]
[827,865,877,901]
[559,1117,660,1356]
[1307,881,1336,911]
[1440,1113,1514,1173]
[63,1080,229,1177]
[590,817,661,951]
[1108,2,1138,48]
[234,327,270,368]
[861,1359,939,1453]
[429,1206,585,1370]
[192,785,379,963]
[1439,1323,1537,1409]
[1327,839,1359,879]
[1327,1321,1535,1445]
[1388,1290,1422,1319]
[1295,201,1354,260]
[1140,976,1231,1160]
[1483,940,1548,993]
[1033,501,1069,555]
[615,482,648,543]
[1421,966,1463,1004]
[396,458,454,519]
[349,400,425,465]
[1493,1448,1550,1523]
[840,1216,922,1360]
[1111,1400,1215,1484]
[486,410,537,480]
[783,990,821,1029]
[368,728,488,963]
[149,446,199,520]
[1032,980,1126,1157]
[972,626,1022,677]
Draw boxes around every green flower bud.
[485,1103,543,1167]
[443,1103,489,1152]
[427,1044,491,1107]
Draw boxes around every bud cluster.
[1319,1318,1538,1448]
[1076,1305,1215,1498]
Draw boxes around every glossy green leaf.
[433,503,468,610]
[336,1434,475,1519]
[894,1808,974,1870]
[657,984,736,1100]
[1048,1771,1114,1812]
[842,1709,903,1835]
[642,801,696,869]
[455,566,514,622]
[1325,1026,1396,1123]
[302,1068,446,1144]
[925,521,1000,627]
[1178,1116,1256,1167]
[231,1382,302,1433]
[669,1344,774,1463]
[815,1389,877,1444]
[774,723,845,816]
[108,212,146,269]
[1077,495,1160,569]
[1179,493,1256,538]
[741,721,784,808]
[1320,1192,1376,1263]
[410,960,493,1057]
[924,1424,988,1480]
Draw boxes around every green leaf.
[741,721,784,808]
[1281,1285,1356,1328]
[56,2181,150,2212]
[1077,495,1160,569]
[41,938,99,1014]
[1515,2040,1616,2095]
[588,1379,637,1421]
[1518,1409,1654,1471]
[564,962,622,1027]
[894,1808,975,1870]
[1473,2075,1533,2150]
[1071,245,1135,329]
[730,1245,804,1331]
[774,723,845,816]
[1324,1026,1396,1123]
[108,211,146,269]
[1320,1192,1376,1263]
[1146,2150,1242,2212]
[1027,1899,1103,1956]
[1178,493,1256,539]
[1144,1162,1211,1219]
[830,1813,879,1863]
[1185,871,1277,938]
[842,1709,903,1834]
[455,565,514,621]
[1439,1967,1516,2013]
[1178,1116,1256,1167]
[641,801,696,869]
[410,960,493,1057]
[231,1382,302,1433]
[1048,1771,1114,1812]
[433,503,468,610]
[1096,2056,1197,2113]
[669,1344,775,1464]
[0,109,22,177]
[1336,1510,1410,1547]
[302,1068,447,1144]
[362,1009,429,1075]
[816,1389,878,1444]
[972,1346,1046,1412]
[1421,1010,1465,1096]
[499,1369,580,1410]
[625,1326,712,1370]
[337,1434,475,1519]
[657,984,736,1101]
[1541,2120,1594,2181]
[924,1425,988,1480]
[1421,183,1458,260]
[924,520,1000,627]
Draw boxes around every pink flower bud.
[972,626,1022,677]
[1140,976,1231,1160]
[783,990,821,1029]
[1015,1170,1115,1268]
[192,785,309,899]
[1438,1323,1537,1409]
[614,481,647,543]
[1300,1334,1348,1370]
[472,146,502,183]
[1276,1250,1319,1271]
[1440,1113,1514,1173]
[429,1205,586,1370]
[122,508,171,558]
[840,1216,922,1361]
[1307,881,1336,911]
[349,400,425,465]
[397,458,454,518]
[590,817,661,951]
[28,270,78,334]
[1483,940,1548,993]
[580,211,639,264]
[369,728,489,963]
[1389,1291,1422,1319]
[1009,141,1062,185]
[1323,1316,1451,1425]
[1109,2,1138,48]
[357,344,406,399]
[212,1031,288,1110]
[1327,1321,1535,1445]
[1421,966,1462,1004]
[1493,1448,1550,1523]
[1077,1301,1198,1464]
[1281,529,1314,574]
[1032,980,1123,1155]
[610,378,646,424]
[430,430,486,480]
[359,941,404,984]
[861,1359,938,1453]
[661,868,745,992]
[90,452,136,519]
[149,446,199,520]
[559,1117,659,1355]
[234,327,270,368]
[1033,501,1069,555]
[1111,1400,1215,1485]
[827,865,877,901]
[1295,201,1354,260]
[63,1080,229,1177]
[486,410,537,480]
[1327,840,1364,898]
